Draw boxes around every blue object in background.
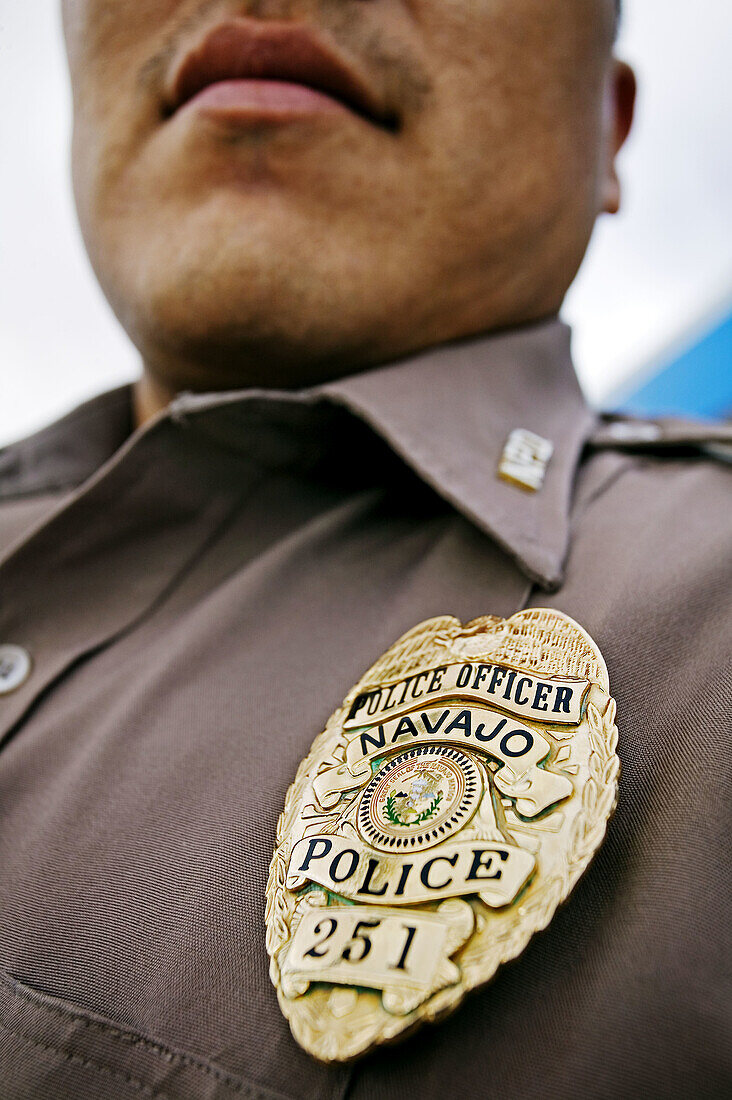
[613,304,732,420]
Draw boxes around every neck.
[134,373,178,429]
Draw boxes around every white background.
[1,2,731,445]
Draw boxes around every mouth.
[166,19,398,131]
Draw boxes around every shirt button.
[0,645,32,694]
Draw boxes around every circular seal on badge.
[357,745,482,853]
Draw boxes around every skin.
[61,1,635,423]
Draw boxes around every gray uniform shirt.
[0,318,730,1099]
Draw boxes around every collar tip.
[518,554,565,592]
[538,568,565,593]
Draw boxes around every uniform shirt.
[0,318,729,1100]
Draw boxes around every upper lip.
[167,19,397,128]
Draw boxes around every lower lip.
[180,78,351,122]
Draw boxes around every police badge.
[266,608,618,1061]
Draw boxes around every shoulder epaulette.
[588,414,732,463]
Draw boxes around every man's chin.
[125,300,387,395]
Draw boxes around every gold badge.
[266,608,619,1061]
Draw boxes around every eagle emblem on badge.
[266,608,619,1061]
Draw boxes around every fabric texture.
[0,318,730,1100]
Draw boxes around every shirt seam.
[571,453,643,528]
[0,480,82,503]
[0,1019,159,1097]
[2,977,295,1100]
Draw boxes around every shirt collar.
[318,317,595,588]
[0,386,133,498]
[1,317,594,589]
